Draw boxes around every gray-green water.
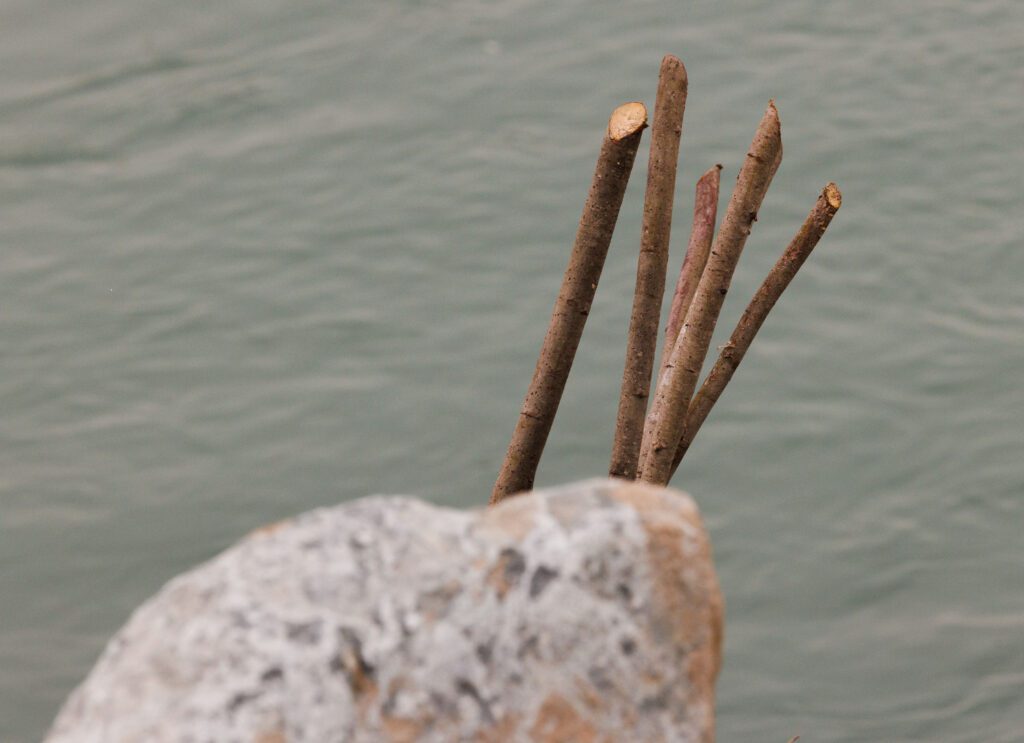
[2,1,1022,740]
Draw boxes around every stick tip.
[698,163,722,189]
[608,101,648,140]
[660,54,688,87]
[825,182,842,209]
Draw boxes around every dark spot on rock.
[517,634,540,660]
[529,566,559,598]
[501,548,526,584]
[227,689,261,713]
[476,641,493,664]
[261,666,284,682]
[588,665,614,691]
[286,620,323,645]
[455,678,495,725]
[617,582,633,602]
[486,548,527,599]
[640,685,672,712]
[332,627,376,696]
[230,610,252,629]
[620,637,637,655]
[582,555,609,586]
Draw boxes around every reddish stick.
[657,164,722,388]
[638,164,721,474]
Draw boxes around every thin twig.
[491,102,647,504]
[670,183,842,475]
[638,163,721,474]
[657,165,722,392]
[609,55,688,481]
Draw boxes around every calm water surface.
[2,1,1022,740]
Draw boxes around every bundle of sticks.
[491,55,841,505]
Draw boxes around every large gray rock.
[47,479,723,743]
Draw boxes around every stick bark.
[637,164,721,475]
[657,164,722,384]
[638,101,782,486]
[670,183,842,475]
[608,55,688,481]
[491,102,647,504]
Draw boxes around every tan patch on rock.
[417,579,462,623]
[610,481,724,743]
[477,495,540,541]
[255,731,286,743]
[529,693,599,743]
[381,715,424,743]
[250,519,290,538]
[574,677,604,711]
[475,713,522,742]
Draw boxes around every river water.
[2,1,1022,740]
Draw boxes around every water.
[2,1,1022,739]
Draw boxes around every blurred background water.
[1,0,1022,740]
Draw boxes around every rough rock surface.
[47,479,723,743]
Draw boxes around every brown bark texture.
[491,102,647,505]
[657,164,722,383]
[670,183,842,475]
[608,55,688,481]
[638,101,782,486]
[638,164,721,474]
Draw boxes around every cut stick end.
[608,101,648,140]
[825,182,842,210]
[700,164,723,186]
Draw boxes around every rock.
[46,479,723,743]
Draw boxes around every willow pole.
[491,102,648,504]
[638,101,782,485]
[637,164,721,474]
[657,164,722,383]
[670,183,842,475]
[608,55,688,481]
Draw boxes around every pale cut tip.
[825,182,842,209]
[608,101,648,140]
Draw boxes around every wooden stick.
[491,102,648,504]
[638,101,781,486]
[636,164,721,475]
[670,183,842,475]
[609,55,688,481]
[658,164,722,384]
